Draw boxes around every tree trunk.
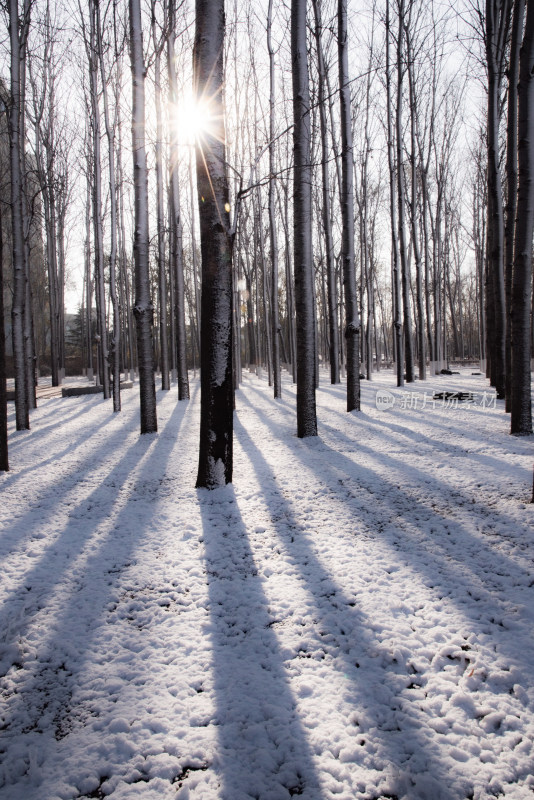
[510,0,534,434]
[97,0,121,411]
[486,0,511,399]
[267,0,281,398]
[167,1,190,401]
[396,0,414,383]
[0,207,8,470]
[153,19,170,393]
[385,0,403,387]
[9,0,29,431]
[129,0,157,433]
[339,0,361,410]
[292,0,317,435]
[505,0,525,410]
[312,0,340,385]
[195,0,234,487]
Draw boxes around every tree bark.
[505,0,525,410]
[385,0,403,387]
[510,0,534,434]
[485,0,512,399]
[9,0,29,430]
[0,207,8,470]
[267,0,281,398]
[339,0,361,410]
[167,0,190,401]
[195,0,234,487]
[312,0,340,385]
[130,0,157,433]
[292,0,317,435]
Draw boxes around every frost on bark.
[194,0,234,488]
[338,0,361,411]
[510,0,534,434]
[292,0,317,436]
[129,0,157,434]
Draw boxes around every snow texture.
[1,368,533,800]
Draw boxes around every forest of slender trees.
[1,0,533,479]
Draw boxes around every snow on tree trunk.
[194,0,234,487]
[129,0,157,434]
[510,0,534,435]
[292,0,317,436]
[338,0,361,411]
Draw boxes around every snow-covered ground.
[0,368,533,800]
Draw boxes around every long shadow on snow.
[198,485,325,800]
[241,384,532,589]
[2,397,121,489]
[235,392,534,790]
[0,396,193,792]
[233,415,459,800]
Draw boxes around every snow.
[0,368,533,800]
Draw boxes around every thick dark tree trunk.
[510,0,534,434]
[505,0,525,410]
[195,0,234,487]
[292,0,317,435]
[485,0,511,399]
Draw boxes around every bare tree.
[339,0,361,410]
[167,0,189,401]
[292,0,317,435]
[267,0,281,399]
[195,0,234,486]
[510,0,534,434]
[8,0,30,430]
[311,0,340,385]
[129,0,157,433]
[485,0,512,398]
[0,207,8,470]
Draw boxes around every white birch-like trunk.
[339,0,361,411]
[267,0,281,399]
[167,5,190,401]
[97,0,121,411]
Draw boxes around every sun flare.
[176,93,216,145]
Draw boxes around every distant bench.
[61,382,133,397]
